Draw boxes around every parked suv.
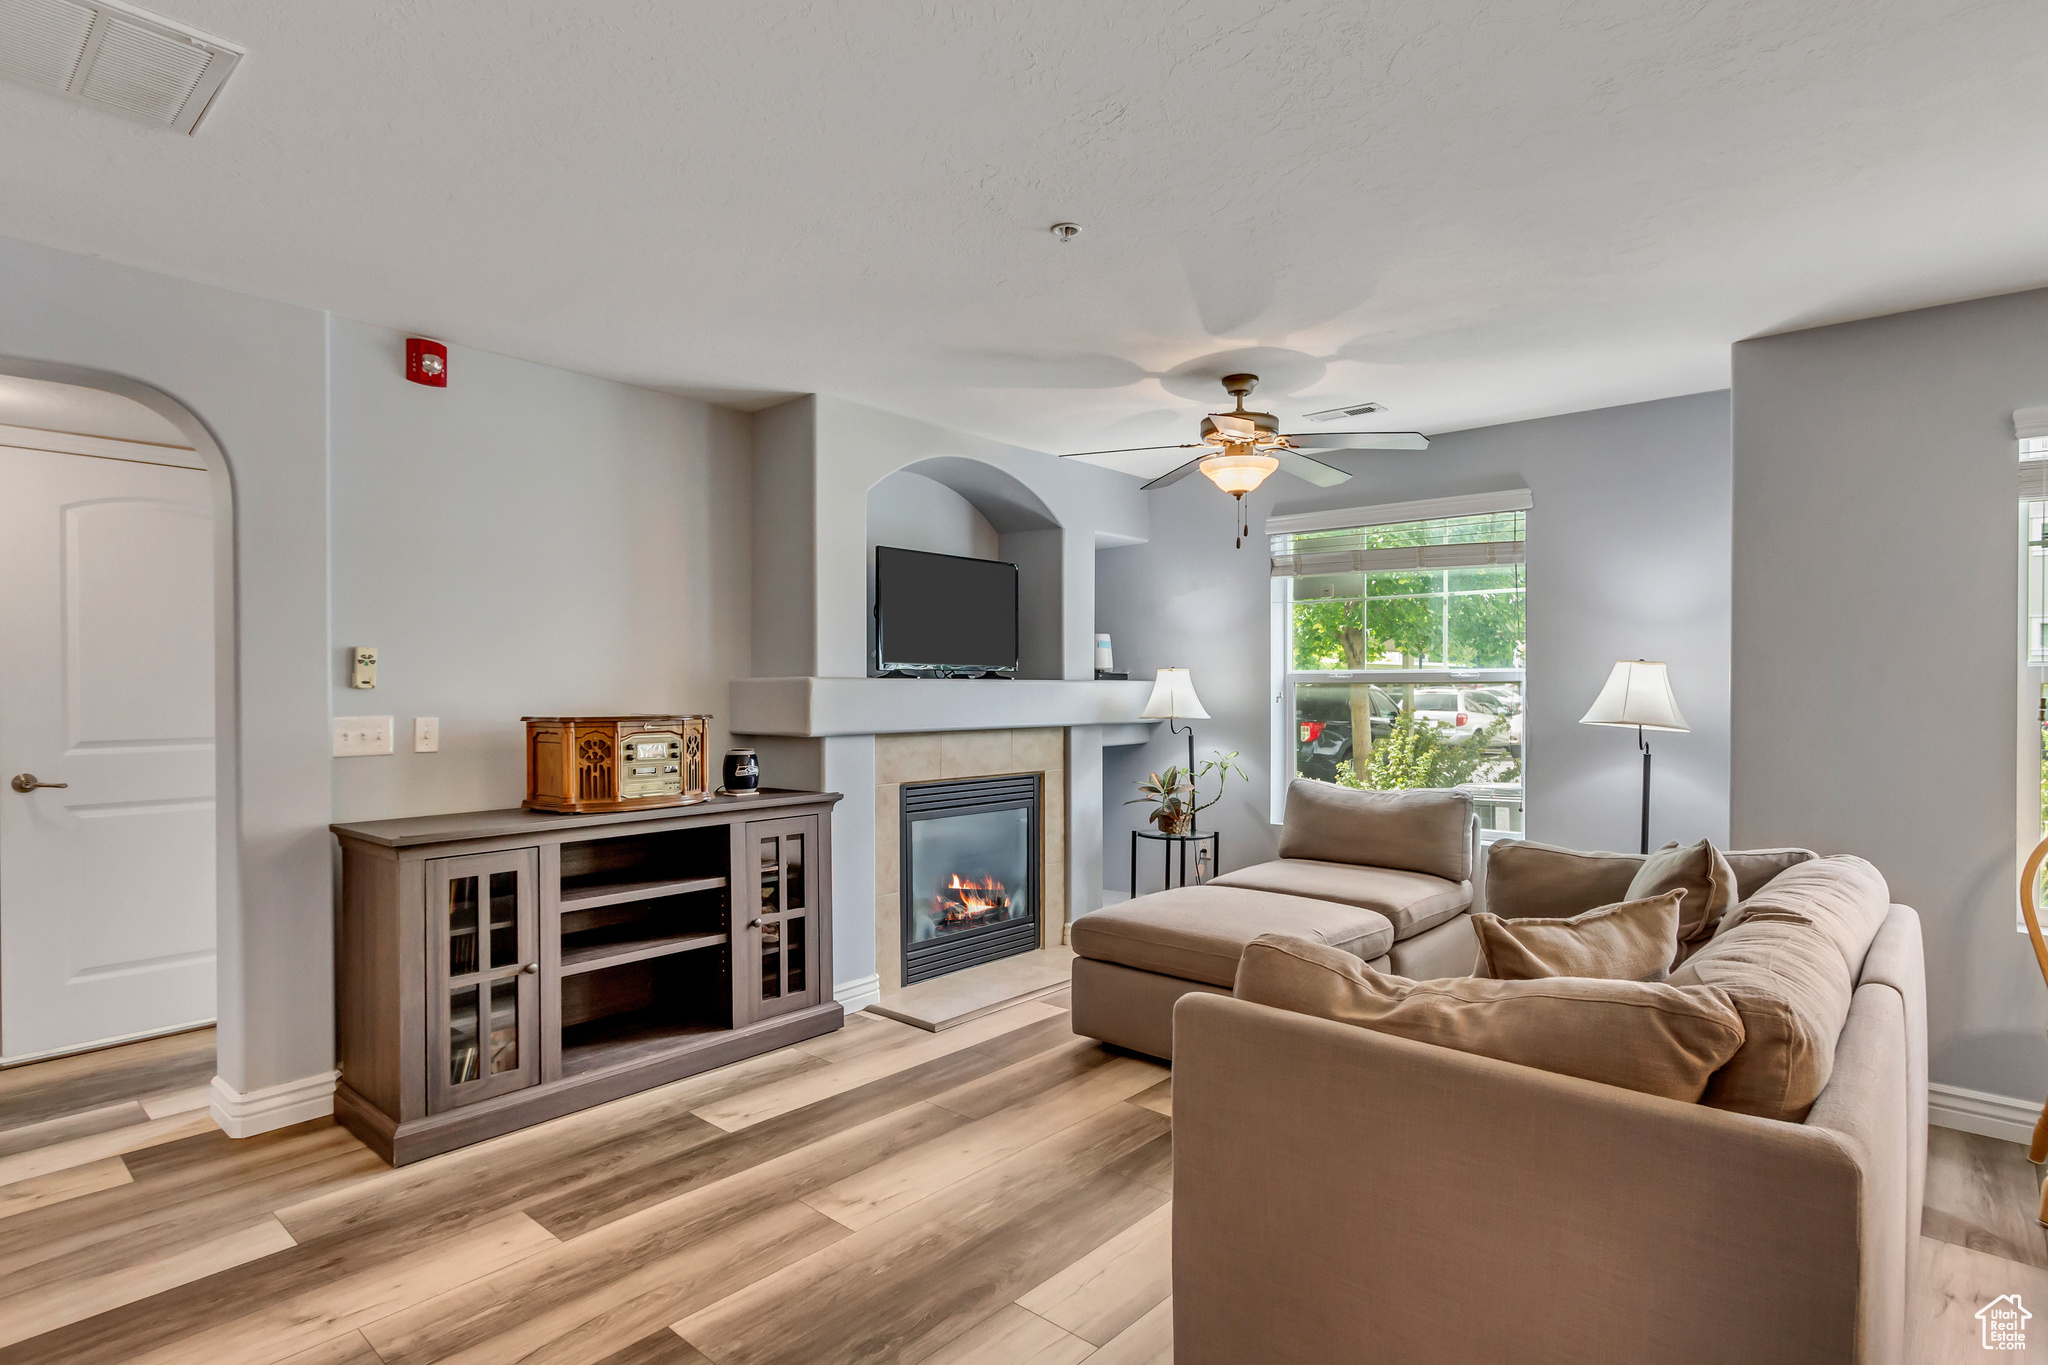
[1408,686,1523,753]
[1294,685,1400,780]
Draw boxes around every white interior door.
[0,445,216,1062]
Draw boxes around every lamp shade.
[1140,667,1210,720]
[1199,450,1279,497]
[1579,660,1689,732]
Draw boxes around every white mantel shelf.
[729,676,1160,738]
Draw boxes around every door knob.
[748,919,761,928]
[522,962,538,974]
[10,774,65,793]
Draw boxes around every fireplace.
[900,774,1040,984]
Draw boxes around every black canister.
[722,748,760,794]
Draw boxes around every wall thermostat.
[351,646,378,689]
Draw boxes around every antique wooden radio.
[523,715,711,813]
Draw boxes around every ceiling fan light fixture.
[1200,449,1279,497]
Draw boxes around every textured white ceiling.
[1,1,2044,475]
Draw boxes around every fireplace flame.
[935,873,1012,927]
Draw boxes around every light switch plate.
[414,717,440,753]
[333,716,394,757]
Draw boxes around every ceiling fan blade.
[1275,451,1352,487]
[1060,442,1206,459]
[1280,431,1430,451]
[1140,456,1208,491]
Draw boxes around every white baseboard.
[834,973,882,1014]
[209,1070,337,1139]
[1929,1082,2040,1146]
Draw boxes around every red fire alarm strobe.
[405,338,448,387]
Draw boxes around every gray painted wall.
[0,234,332,1096]
[326,316,753,822]
[866,469,1000,561]
[1097,391,1734,891]
[1732,288,2048,1103]
[751,397,818,678]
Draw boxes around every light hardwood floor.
[0,1008,2040,1363]
[0,995,1175,1365]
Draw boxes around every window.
[1270,493,1528,837]
[2018,415,2048,928]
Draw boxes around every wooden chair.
[2021,835,2048,1221]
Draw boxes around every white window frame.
[1266,490,1531,837]
[2017,412,2048,929]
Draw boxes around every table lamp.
[1141,667,1211,832]
[1579,659,1689,854]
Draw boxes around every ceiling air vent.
[1303,400,1386,423]
[0,0,240,133]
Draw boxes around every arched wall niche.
[864,455,1067,678]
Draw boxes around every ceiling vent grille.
[0,0,239,133]
[1303,400,1387,423]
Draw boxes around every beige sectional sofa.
[1071,781,1481,1057]
[1172,844,1926,1365]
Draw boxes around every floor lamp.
[1141,667,1210,833]
[1580,659,1690,855]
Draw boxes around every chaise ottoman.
[1070,885,1396,1059]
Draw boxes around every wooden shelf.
[559,874,727,910]
[559,930,728,977]
[560,1011,726,1077]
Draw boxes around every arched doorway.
[0,368,236,1069]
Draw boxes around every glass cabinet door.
[427,847,539,1111]
[749,816,818,1020]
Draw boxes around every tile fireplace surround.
[875,728,1067,993]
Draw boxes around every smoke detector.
[0,0,241,134]
[1303,400,1386,423]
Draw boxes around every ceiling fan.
[1060,373,1430,545]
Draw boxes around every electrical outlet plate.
[333,716,394,757]
[414,717,440,753]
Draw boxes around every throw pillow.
[1470,889,1683,982]
[1235,934,1746,1103]
[1481,840,1644,920]
[1626,839,1737,958]
[1722,847,1819,901]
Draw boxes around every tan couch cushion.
[1669,855,1892,1121]
[1628,840,1737,956]
[1724,847,1819,901]
[1471,890,1683,983]
[1234,935,1746,1102]
[1072,886,1395,988]
[1209,858,1471,939]
[1482,841,1643,920]
[1277,780,1472,882]
[1485,841,1818,923]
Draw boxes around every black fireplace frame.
[899,773,1041,985]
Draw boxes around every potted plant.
[1128,750,1247,836]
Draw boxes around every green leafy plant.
[1335,712,1507,792]
[1127,750,1248,834]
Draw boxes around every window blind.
[2022,458,2048,499]
[1268,497,1527,580]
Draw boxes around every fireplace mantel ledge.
[728,676,1161,739]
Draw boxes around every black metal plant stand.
[1132,828,1221,896]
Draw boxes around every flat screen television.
[874,545,1019,676]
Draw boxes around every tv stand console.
[330,789,842,1165]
